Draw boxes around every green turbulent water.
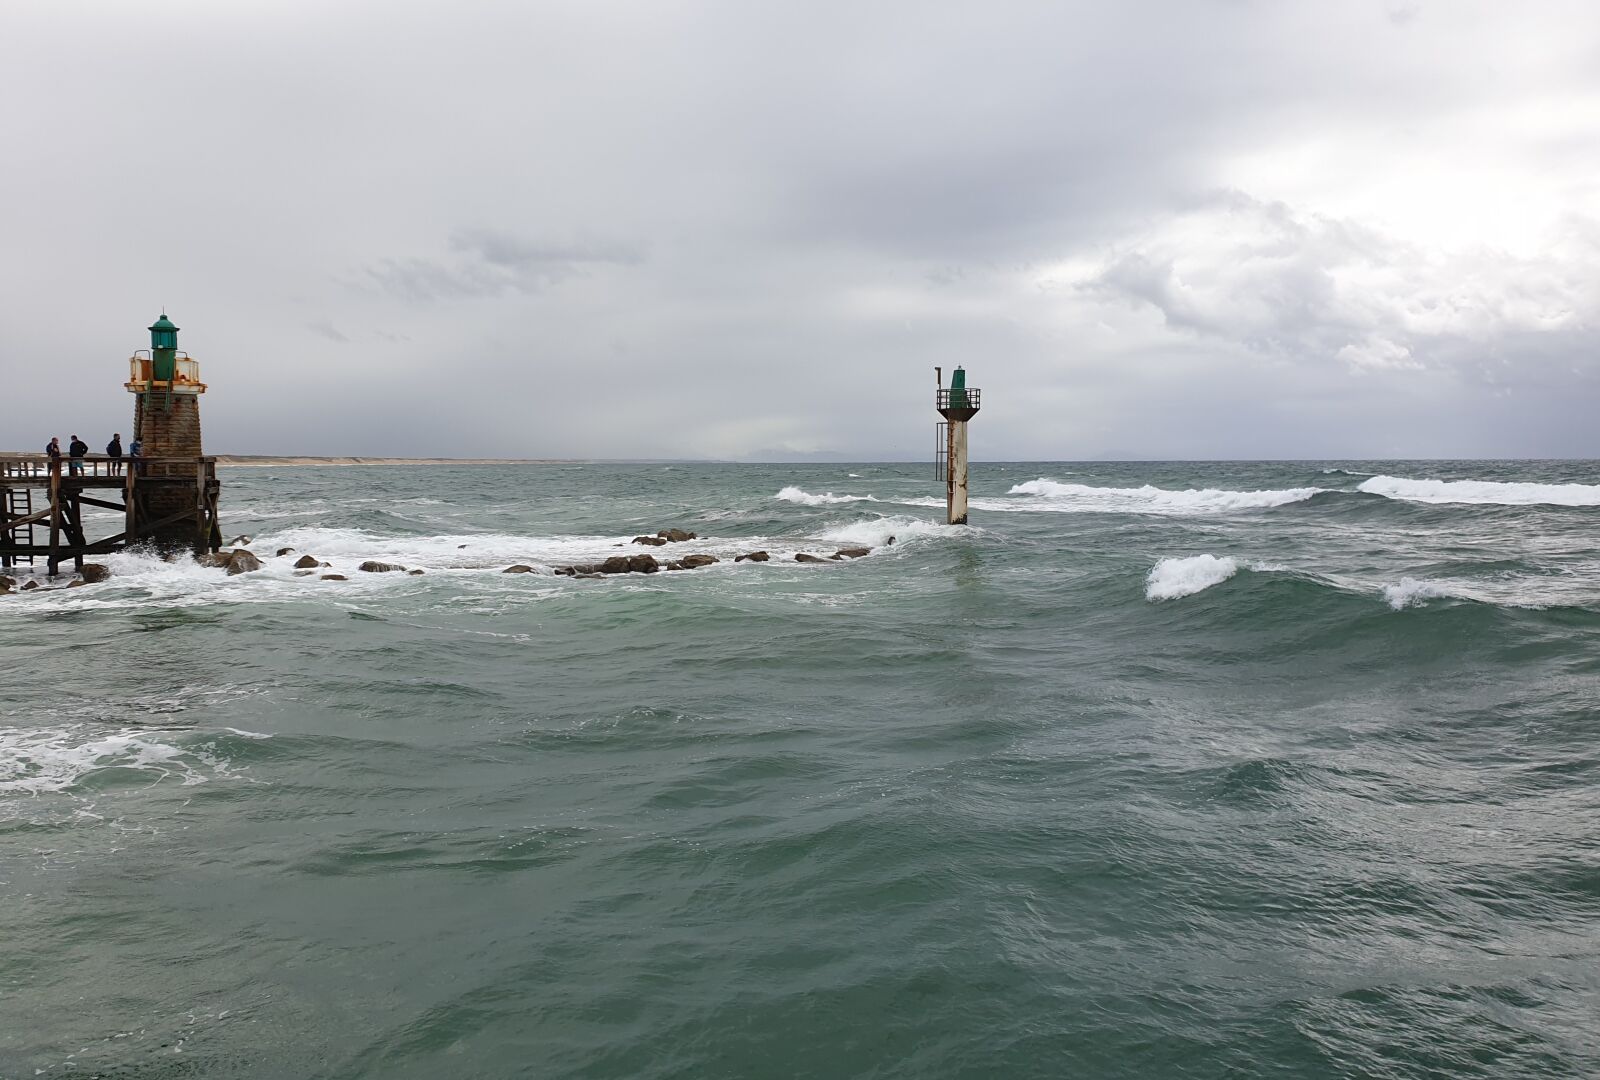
[3,460,1599,1079]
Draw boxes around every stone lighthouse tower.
[124,312,219,552]
[129,312,206,457]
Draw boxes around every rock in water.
[294,570,315,577]
[200,550,260,574]
[408,569,424,576]
[79,563,112,583]
[359,560,405,573]
[293,555,320,569]
[321,574,348,581]
[1,575,17,593]
[835,547,871,559]
[67,580,86,588]
[631,536,668,547]
[22,580,41,591]
[735,551,770,563]
[657,529,697,542]
[229,535,251,547]
[627,554,660,574]
[276,547,295,557]
[224,550,262,575]
[502,565,535,574]
[795,553,828,563]
[679,554,719,569]
[599,556,632,575]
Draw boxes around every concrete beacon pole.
[935,366,981,525]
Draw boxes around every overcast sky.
[3,0,1597,459]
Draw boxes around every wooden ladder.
[3,469,38,567]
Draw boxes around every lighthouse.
[127,312,207,456]
[124,312,219,552]
[935,366,981,525]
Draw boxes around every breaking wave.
[1007,479,1321,515]
[1146,555,1241,600]
[814,516,960,549]
[1381,578,1463,610]
[1358,475,1600,506]
[776,486,878,506]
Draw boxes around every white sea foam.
[1145,554,1240,600]
[1005,479,1321,515]
[0,727,223,796]
[776,486,878,506]
[814,516,961,548]
[1358,475,1600,506]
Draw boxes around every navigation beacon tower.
[935,366,981,525]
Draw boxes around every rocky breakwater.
[542,528,882,579]
[2,562,115,595]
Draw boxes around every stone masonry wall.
[133,393,205,552]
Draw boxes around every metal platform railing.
[936,387,981,411]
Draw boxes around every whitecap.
[1006,479,1321,515]
[776,486,879,506]
[1381,578,1462,610]
[1358,475,1600,506]
[814,516,963,548]
[1145,554,1240,601]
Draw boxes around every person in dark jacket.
[68,435,89,476]
[128,438,143,476]
[106,433,123,475]
[45,437,61,462]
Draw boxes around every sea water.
[3,460,1598,1078]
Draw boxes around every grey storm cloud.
[2,0,1599,459]
[366,229,643,303]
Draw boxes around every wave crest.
[1146,554,1240,600]
[776,486,878,506]
[1009,479,1321,515]
[1358,475,1600,506]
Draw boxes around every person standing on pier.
[68,435,88,476]
[45,436,61,464]
[106,433,123,476]
[128,438,143,476]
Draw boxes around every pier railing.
[1,453,214,480]
[1,454,222,573]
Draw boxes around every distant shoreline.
[214,456,576,467]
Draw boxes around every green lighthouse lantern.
[948,366,968,410]
[149,312,179,384]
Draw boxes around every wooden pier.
[1,453,222,575]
